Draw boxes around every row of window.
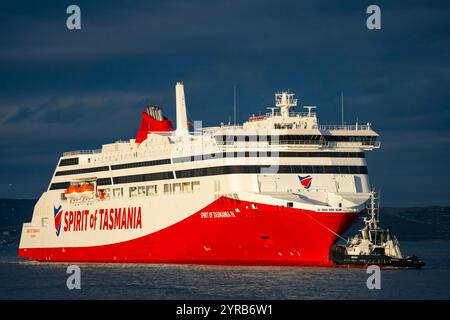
[163,181,201,194]
[62,181,202,200]
[79,187,126,200]
[59,157,79,167]
[95,185,158,199]
[175,165,368,178]
[54,152,365,177]
[173,151,364,163]
[280,151,365,158]
[215,135,377,144]
[325,136,377,142]
[49,165,367,191]
[54,165,109,177]
[215,135,323,143]
[103,182,201,198]
[111,158,171,170]
[130,185,158,197]
[112,171,174,185]
[97,177,112,186]
[50,181,70,190]
[51,178,112,191]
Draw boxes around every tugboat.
[330,192,425,269]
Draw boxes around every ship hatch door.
[354,176,363,192]
[334,175,356,192]
[258,175,278,192]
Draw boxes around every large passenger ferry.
[19,82,380,266]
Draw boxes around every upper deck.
[61,89,379,162]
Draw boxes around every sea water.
[0,240,449,299]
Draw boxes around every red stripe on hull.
[19,197,362,266]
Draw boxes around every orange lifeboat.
[80,183,94,199]
[64,185,80,195]
[64,185,82,200]
[79,183,94,193]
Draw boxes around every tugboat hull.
[330,245,425,269]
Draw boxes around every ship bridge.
[211,90,380,151]
[242,90,318,131]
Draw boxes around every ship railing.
[318,124,372,131]
[326,141,381,148]
[63,149,102,156]
[270,140,326,146]
[219,124,244,129]
[225,140,380,147]
[363,141,380,147]
[201,127,220,134]
[266,111,316,118]
[367,141,381,148]
[217,140,326,146]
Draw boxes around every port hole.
[286,202,293,208]
[261,236,270,240]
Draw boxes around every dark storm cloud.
[0,0,449,205]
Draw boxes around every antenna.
[233,86,237,126]
[266,107,277,116]
[377,188,382,223]
[275,91,297,117]
[303,106,316,117]
[369,190,377,228]
[341,92,345,125]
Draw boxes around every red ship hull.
[19,197,361,266]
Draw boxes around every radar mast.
[275,91,297,117]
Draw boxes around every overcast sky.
[0,0,449,206]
